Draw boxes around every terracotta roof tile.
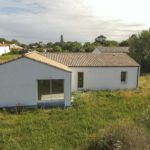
[0,44,12,46]
[24,51,71,72]
[0,51,71,72]
[96,47,129,53]
[40,52,140,67]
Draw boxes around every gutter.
[136,67,140,88]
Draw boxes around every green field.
[0,75,150,150]
[0,54,21,63]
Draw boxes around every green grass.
[0,54,21,63]
[0,75,150,150]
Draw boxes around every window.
[78,72,84,88]
[121,72,126,82]
[38,79,64,101]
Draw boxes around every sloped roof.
[40,52,140,67]
[96,47,129,53]
[0,44,12,46]
[0,51,71,72]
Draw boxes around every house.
[93,47,129,53]
[29,43,39,49]
[0,51,140,108]
[0,42,23,55]
[41,52,140,92]
[0,43,11,55]
[9,44,23,50]
[29,41,47,49]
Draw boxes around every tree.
[130,34,137,38]
[85,45,95,53]
[103,40,118,46]
[72,41,83,52]
[64,41,72,51]
[38,45,44,48]
[83,42,91,49]
[60,35,64,48]
[72,45,82,52]
[21,44,28,48]
[0,38,12,44]
[47,42,53,47]
[11,39,21,46]
[10,49,19,54]
[128,29,150,73]
[92,42,102,48]
[53,42,60,47]
[119,40,129,46]
[53,46,62,52]
[95,35,106,44]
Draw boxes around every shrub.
[72,92,83,108]
[2,53,9,56]
[15,103,25,114]
[79,120,150,150]
[10,49,19,54]
[136,108,150,129]
[2,106,11,113]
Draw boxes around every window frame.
[121,71,127,83]
[37,79,65,101]
[77,72,84,89]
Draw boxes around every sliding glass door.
[38,79,64,101]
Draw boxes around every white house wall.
[0,58,71,107]
[70,67,139,92]
[0,46,10,55]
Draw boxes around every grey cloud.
[0,0,147,44]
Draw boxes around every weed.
[79,120,150,150]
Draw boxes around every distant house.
[29,41,47,49]
[9,44,23,50]
[0,42,23,55]
[29,43,39,49]
[93,47,129,53]
[0,42,11,55]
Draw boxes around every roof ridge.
[24,51,38,56]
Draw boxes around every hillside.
[0,75,150,149]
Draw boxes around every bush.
[10,49,19,54]
[72,92,83,108]
[136,108,150,129]
[80,121,150,150]
[2,106,11,113]
[15,103,25,113]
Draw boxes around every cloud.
[0,0,148,44]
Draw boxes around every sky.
[0,0,149,44]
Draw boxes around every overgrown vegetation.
[79,121,150,150]
[0,75,150,149]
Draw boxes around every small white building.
[0,42,23,55]
[0,43,11,55]
[93,47,129,53]
[0,51,140,108]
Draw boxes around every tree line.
[0,35,130,53]
[46,35,130,52]
[1,30,150,73]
